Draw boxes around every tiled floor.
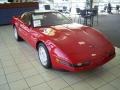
[0,25,120,90]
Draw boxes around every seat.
[79,9,92,26]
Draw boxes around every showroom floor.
[0,15,120,90]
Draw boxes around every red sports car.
[12,10,115,72]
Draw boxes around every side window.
[32,14,44,27]
[21,13,32,25]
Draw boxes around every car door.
[18,22,30,41]
[27,27,39,48]
[19,12,32,42]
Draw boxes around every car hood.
[38,23,114,62]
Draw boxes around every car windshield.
[32,12,72,27]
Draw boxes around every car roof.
[30,10,59,15]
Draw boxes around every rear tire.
[38,43,51,69]
[14,26,23,41]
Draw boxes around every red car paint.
[12,11,115,72]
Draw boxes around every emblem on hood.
[43,28,56,36]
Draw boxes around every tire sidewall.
[14,26,19,40]
[14,26,23,41]
[38,43,51,68]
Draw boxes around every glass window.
[21,12,32,25]
[32,12,72,27]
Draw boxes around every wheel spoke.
[39,46,47,66]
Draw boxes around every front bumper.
[59,51,116,72]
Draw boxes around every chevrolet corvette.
[12,10,115,72]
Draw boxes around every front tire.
[38,43,51,69]
[14,26,23,41]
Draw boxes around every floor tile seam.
[37,70,60,83]
[93,77,120,90]
[110,70,120,78]
[92,68,119,83]
[84,78,106,90]
[63,77,93,89]
[11,40,49,75]
[29,81,53,90]
[4,45,32,90]
[4,70,19,76]
[3,63,37,73]
[17,58,54,89]
[12,60,32,89]
[30,63,49,74]
[108,81,120,90]
[0,59,11,90]
[46,77,70,90]
[10,41,45,76]
[66,71,108,89]
[22,73,40,79]
[26,80,46,88]
[17,65,37,72]
[94,83,119,90]
[42,75,60,82]
[60,77,75,90]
